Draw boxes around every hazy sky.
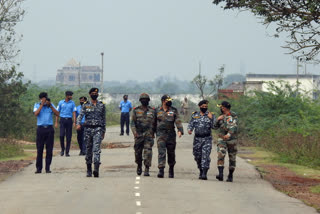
[16,0,319,82]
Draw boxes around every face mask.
[140,100,149,106]
[80,102,84,105]
[200,108,207,113]
[91,95,98,100]
[124,98,128,101]
[166,101,172,107]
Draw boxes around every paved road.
[0,125,317,214]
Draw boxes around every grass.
[0,139,24,159]
[310,185,320,194]
[0,152,34,161]
[239,146,320,179]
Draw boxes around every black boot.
[200,168,208,180]
[144,166,150,176]
[216,166,224,181]
[157,168,164,178]
[226,168,235,182]
[137,164,142,176]
[93,163,100,177]
[86,164,92,177]
[197,163,202,179]
[169,166,174,178]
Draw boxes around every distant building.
[218,82,244,99]
[56,59,102,86]
[244,74,320,99]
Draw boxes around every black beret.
[198,100,209,106]
[89,88,99,94]
[39,92,48,99]
[218,101,231,109]
[161,94,173,101]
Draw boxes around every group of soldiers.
[131,93,238,181]
[33,88,238,182]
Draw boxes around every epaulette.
[192,111,197,115]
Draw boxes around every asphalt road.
[0,124,318,214]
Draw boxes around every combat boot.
[93,163,100,178]
[144,166,150,176]
[200,168,208,180]
[157,168,164,178]
[169,166,174,178]
[226,168,235,182]
[137,164,142,176]
[216,166,224,181]
[86,164,92,177]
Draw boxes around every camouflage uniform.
[131,105,156,167]
[156,106,184,168]
[213,111,238,170]
[77,101,106,164]
[188,111,215,169]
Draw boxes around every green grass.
[310,185,320,194]
[0,152,34,161]
[0,140,24,159]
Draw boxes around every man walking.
[55,91,77,157]
[119,94,132,136]
[156,95,183,178]
[131,93,156,176]
[33,92,59,173]
[76,96,87,155]
[76,88,106,178]
[187,100,215,180]
[214,101,238,182]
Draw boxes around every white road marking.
[136,176,140,180]
[135,181,140,184]
[134,186,140,189]
[136,201,141,206]
[247,159,252,162]
[136,212,142,214]
[135,192,140,197]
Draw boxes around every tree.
[213,0,320,60]
[192,71,207,99]
[0,0,25,65]
[209,65,225,99]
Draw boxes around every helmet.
[139,93,150,101]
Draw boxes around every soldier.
[187,100,215,180]
[214,101,238,182]
[131,93,156,176]
[76,88,106,178]
[156,95,184,178]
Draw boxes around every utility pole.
[78,61,81,87]
[100,52,104,99]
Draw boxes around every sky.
[16,0,319,82]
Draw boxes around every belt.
[61,117,72,120]
[195,133,211,138]
[38,125,53,128]
[84,125,102,128]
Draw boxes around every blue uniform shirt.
[33,103,57,126]
[119,100,132,113]
[57,100,76,118]
[76,105,85,124]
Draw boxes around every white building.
[244,74,320,99]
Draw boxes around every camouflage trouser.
[157,134,176,168]
[217,138,237,170]
[84,127,103,164]
[134,135,154,167]
[193,136,212,169]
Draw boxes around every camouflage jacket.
[188,111,216,137]
[213,111,238,140]
[76,101,106,132]
[130,105,156,137]
[155,106,184,135]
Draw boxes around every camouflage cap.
[139,93,150,101]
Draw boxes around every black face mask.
[91,95,98,100]
[141,100,149,106]
[80,102,84,105]
[166,101,172,107]
[200,108,207,113]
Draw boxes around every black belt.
[61,117,72,120]
[195,133,211,138]
[84,125,102,128]
[38,125,53,128]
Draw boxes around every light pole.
[101,52,104,99]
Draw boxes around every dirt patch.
[258,165,320,211]
[102,143,130,149]
[0,160,32,182]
